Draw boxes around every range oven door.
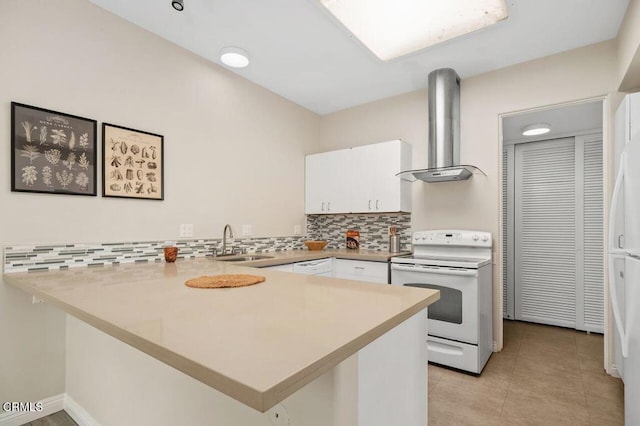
[391,263,478,344]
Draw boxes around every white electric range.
[391,230,493,374]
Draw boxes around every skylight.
[319,0,509,60]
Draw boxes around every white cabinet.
[305,140,411,214]
[334,259,389,284]
[305,149,352,214]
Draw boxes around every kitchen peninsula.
[3,257,439,426]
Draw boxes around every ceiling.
[502,101,603,144]
[88,0,629,115]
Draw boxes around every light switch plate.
[179,224,194,238]
[294,225,301,235]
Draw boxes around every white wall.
[1,0,319,408]
[319,40,620,349]
[618,0,640,90]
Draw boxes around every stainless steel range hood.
[397,68,483,183]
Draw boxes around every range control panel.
[412,230,492,248]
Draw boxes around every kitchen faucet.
[222,224,234,255]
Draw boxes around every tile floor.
[428,320,625,425]
[21,410,77,426]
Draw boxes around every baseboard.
[0,393,64,426]
[607,363,622,379]
[64,394,101,426]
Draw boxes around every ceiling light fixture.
[172,0,184,11]
[319,0,508,61]
[220,47,250,68]
[521,123,552,136]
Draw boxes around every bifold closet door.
[515,138,577,328]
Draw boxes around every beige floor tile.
[518,339,581,372]
[500,333,522,357]
[429,377,505,426]
[429,364,446,393]
[514,350,582,377]
[481,353,517,382]
[575,332,604,356]
[503,320,527,339]
[586,393,624,426]
[509,361,586,407]
[520,329,577,354]
[437,364,511,400]
[577,351,605,374]
[581,370,624,401]
[500,391,590,426]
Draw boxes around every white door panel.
[624,255,640,424]
[624,136,640,251]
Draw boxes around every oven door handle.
[391,264,478,277]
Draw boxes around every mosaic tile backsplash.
[306,213,411,251]
[3,236,305,273]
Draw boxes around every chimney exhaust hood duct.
[397,68,484,183]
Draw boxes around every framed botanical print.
[102,123,164,200]
[11,102,97,196]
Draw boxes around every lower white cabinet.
[333,259,389,284]
[263,259,390,284]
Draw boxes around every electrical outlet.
[294,224,301,235]
[242,224,252,236]
[32,295,43,304]
[267,403,290,426]
[179,224,194,238]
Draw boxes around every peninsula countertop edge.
[2,257,439,413]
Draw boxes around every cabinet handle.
[321,202,325,212]
[376,200,379,210]
[355,266,365,270]
[368,200,372,210]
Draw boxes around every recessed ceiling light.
[319,0,508,61]
[171,0,184,11]
[220,47,250,68]
[522,123,552,136]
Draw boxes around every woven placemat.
[185,274,266,289]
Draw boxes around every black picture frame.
[11,102,98,196]
[102,123,164,200]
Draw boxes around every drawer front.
[334,259,388,283]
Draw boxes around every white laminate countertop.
[2,256,438,413]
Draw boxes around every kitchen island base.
[65,309,427,426]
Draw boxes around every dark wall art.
[11,102,97,196]
[102,123,164,200]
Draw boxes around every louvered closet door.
[503,146,515,319]
[515,138,577,328]
[582,136,604,332]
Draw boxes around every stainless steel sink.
[216,255,274,262]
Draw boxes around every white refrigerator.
[609,131,640,425]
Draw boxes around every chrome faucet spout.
[222,224,234,255]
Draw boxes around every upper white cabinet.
[305,148,353,214]
[305,140,412,214]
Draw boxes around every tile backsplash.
[306,213,411,251]
[3,236,305,274]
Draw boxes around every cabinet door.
[334,259,389,284]
[351,140,410,213]
[370,140,404,212]
[350,144,377,212]
[305,149,352,214]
